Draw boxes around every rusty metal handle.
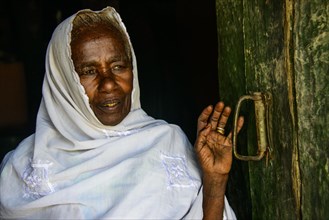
[232,92,271,161]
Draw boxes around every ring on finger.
[216,126,225,135]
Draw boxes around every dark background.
[0,0,219,158]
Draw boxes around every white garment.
[0,7,236,220]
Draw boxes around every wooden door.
[215,0,329,219]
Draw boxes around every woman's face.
[71,26,133,126]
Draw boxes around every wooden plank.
[242,0,299,218]
[216,0,300,218]
[294,0,329,218]
[215,1,251,219]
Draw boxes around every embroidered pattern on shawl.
[160,152,196,189]
[22,159,55,199]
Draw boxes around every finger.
[195,124,212,152]
[217,105,231,132]
[209,102,225,130]
[226,116,244,140]
[197,105,213,134]
[236,116,244,133]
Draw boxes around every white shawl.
[0,7,236,220]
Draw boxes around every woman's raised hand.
[195,101,244,178]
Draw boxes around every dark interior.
[0,0,219,159]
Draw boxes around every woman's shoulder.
[0,134,34,173]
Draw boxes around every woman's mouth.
[97,98,122,111]
[91,96,131,126]
[103,102,118,107]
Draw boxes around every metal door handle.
[232,92,272,161]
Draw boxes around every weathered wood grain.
[216,0,329,219]
[294,1,329,219]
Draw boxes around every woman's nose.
[98,72,117,92]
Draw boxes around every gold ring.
[216,127,225,135]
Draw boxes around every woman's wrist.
[202,173,228,220]
[203,173,229,198]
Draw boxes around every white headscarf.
[0,7,236,219]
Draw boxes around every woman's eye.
[112,65,124,71]
[80,69,97,76]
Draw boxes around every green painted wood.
[242,0,300,219]
[294,1,329,219]
[216,0,329,219]
[217,0,298,218]
[215,1,251,219]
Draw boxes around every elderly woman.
[0,7,243,219]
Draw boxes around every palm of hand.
[194,102,244,176]
[196,129,233,175]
